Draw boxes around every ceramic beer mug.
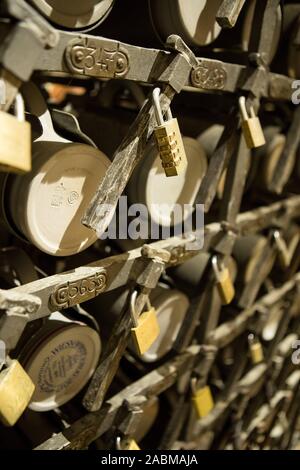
[99,0,224,48]
[4,83,111,256]
[150,0,224,47]
[127,137,207,231]
[0,248,101,412]
[252,126,286,190]
[19,311,101,411]
[242,0,282,64]
[139,285,190,363]
[8,141,110,256]
[29,0,115,30]
[287,12,300,78]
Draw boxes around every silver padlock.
[0,93,31,173]
[152,87,187,177]
[239,96,265,149]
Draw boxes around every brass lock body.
[117,436,141,450]
[191,381,214,419]
[130,293,160,356]
[212,256,235,305]
[121,439,141,450]
[0,360,35,426]
[239,96,265,149]
[153,88,187,177]
[0,94,31,173]
[248,333,264,365]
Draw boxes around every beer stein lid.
[11,143,110,256]
[29,0,114,30]
[151,0,223,46]
[23,323,101,411]
[134,137,207,228]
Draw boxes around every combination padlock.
[239,96,265,149]
[191,379,214,419]
[212,255,235,305]
[116,437,141,450]
[0,93,31,173]
[248,333,264,365]
[0,359,35,426]
[130,291,160,356]
[152,87,187,177]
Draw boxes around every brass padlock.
[191,379,214,419]
[248,333,264,365]
[212,255,235,305]
[117,437,141,450]
[239,96,265,149]
[152,87,187,177]
[0,93,31,173]
[0,359,35,426]
[130,291,160,356]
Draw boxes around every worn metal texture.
[0,0,299,451]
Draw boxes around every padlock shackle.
[272,229,290,268]
[239,96,248,121]
[152,87,164,126]
[116,437,122,451]
[130,290,139,327]
[152,88,173,125]
[248,333,255,345]
[190,377,198,395]
[272,229,284,250]
[239,97,258,120]
[130,290,153,327]
[211,255,221,280]
[272,229,281,241]
[250,106,256,119]
[273,229,287,251]
[166,107,173,121]
[14,93,25,122]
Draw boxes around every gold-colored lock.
[212,255,235,305]
[130,291,160,356]
[239,96,265,149]
[122,439,141,450]
[0,93,31,173]
[116,437,141,450]
[248,333,264,365]
[191,379,214,419]
[0,359,35,426]
[152,87,187,177]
